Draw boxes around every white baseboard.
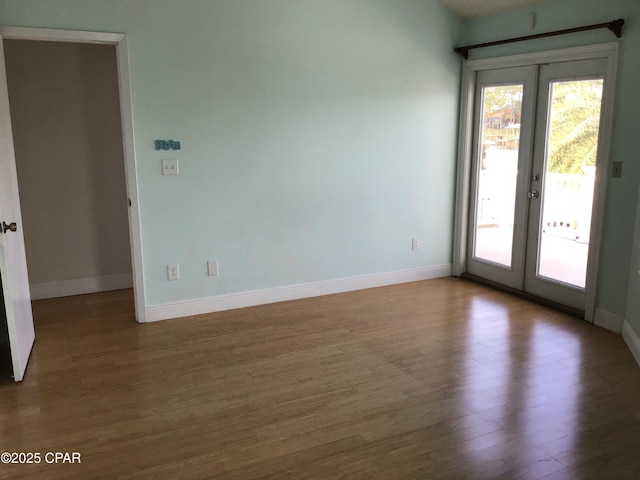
[593,309,625,334]
[622,321,640,368]
[146,264,452,323]
[30,274,133,300]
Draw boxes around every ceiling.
[437,0,556,19]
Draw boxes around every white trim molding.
[622,321,640,368]
[593,309,624,334]
[146,265,452,323]
[30,274,133,300]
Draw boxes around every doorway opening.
[0,39,135,381]
[4,39,133,304]
[0,28,144,382]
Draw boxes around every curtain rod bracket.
[608,18,624,38]
[455,18,624,59]
[456,47,470,59]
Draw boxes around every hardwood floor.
[1,277,639,479]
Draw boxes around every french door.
[466,58,609,311]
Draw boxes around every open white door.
[0,35,34,382]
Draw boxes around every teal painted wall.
[463,0,640,324]
[627,183,640,337]
[0,0,462,306]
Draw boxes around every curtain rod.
[454,18,624,59]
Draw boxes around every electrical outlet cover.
[167,263,179,280]
[207,260,219,276]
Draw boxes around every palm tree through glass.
[538,79,603,288]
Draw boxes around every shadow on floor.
[0,342,13,382]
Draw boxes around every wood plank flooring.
[1,277,639,479]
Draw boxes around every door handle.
[528,191,540,199]
[2,222,17,233]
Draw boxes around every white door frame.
[0,26,146,323]
[453,43,619,322]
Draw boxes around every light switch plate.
[162,159,179,175]
[612,161,623,178]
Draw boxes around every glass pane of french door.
[537,79,604,288]
[473,84,523,268]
